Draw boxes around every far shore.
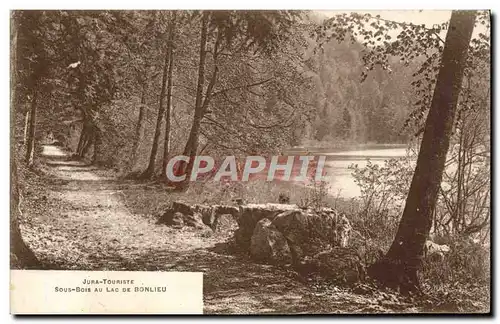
[286,142,410,155]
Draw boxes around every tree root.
[367,257,423,297]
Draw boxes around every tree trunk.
[182,12,208,160]
[91,126,101,164]
[130,80,147,171]
[11,160,40,269]
[162,13,176,178]
[367,10,476,295]
[454,125,466,233]
[76,117,94,158]
[179,14,221,187]
[23,111,30,144]
[25,87,38,167]
[76,124,85,155]
[142,45,170,178]
[10,12,40,268]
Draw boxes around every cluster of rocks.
[159,201,365,285]
[157,201,239,234]
[241,204,366,284]
[237,204,351,263]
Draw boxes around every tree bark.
[25,87,38,167]
[142,44,170,178]
[76,117,95,158]
[367,10,477,294]
[11,159,40,269]
[162,13,176,178]
[91,126,101,164]
[178,14,223,188]
[23,111,30,144]
[11,12,40,268]
[176,13,209,186]
[183,13,209,158]
[129,79,147,171]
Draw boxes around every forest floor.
[18,144,488,314]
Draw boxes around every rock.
[161,201,242,233]
[237,203,298,249]
[164,202,213,230]
[214,205,240,218]
[201,211,215,227]
[271,209,335,263]
[272,210,309,234]
[158,209,184,226]
[200,205,240,228]
[169,203,239,228]
[269,208,353,264]
[250,219,292,264]
[172,201,193,215]
[212,213,238,233]
[159,204,207,230]
[235,203,352,259]
[271,210,309,263]
[234,228,246,246]
[183,212,205,229]
[192,205,214,226]
[309,210,352,250]
[310,247,366,285]
[172,212,184,227]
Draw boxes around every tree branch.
[212,77,275,97]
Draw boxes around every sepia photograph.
[9,9,491,314]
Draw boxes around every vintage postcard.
[10,9,490,314]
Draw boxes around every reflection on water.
[287,145,409,198]
[323,148,409,157]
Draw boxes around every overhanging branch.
[212,77,275,97]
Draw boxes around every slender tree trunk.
[454,127,465,233]
[92,126,101,164]
[177,13,209,185]
[142,45,170,178]
[178,14,224,188]
[23,111,30,144]
[185,12,209,155]
[162,13,176,178]
[161,64,173,177]
[367,10,476,294]
[11,12,40,268]
[18,15,29,146]
[130,80,147,171]
[77,117,93,158]
[25,87,38,166]
[76,123,85,155]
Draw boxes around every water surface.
[287,144,409,198]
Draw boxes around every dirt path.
[21,145,411,314]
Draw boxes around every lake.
[286,144,409,198]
